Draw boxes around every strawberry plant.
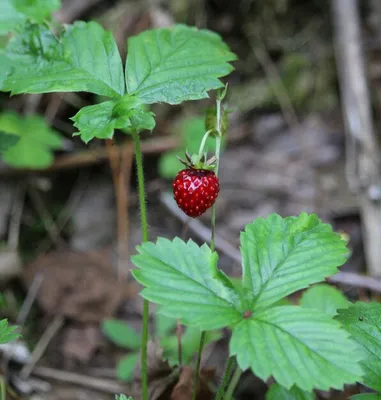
[1,1,380,399]
[102,314,221,381]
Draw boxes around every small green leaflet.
[266,383,315,400]
[0,111,62,168]
[3,21,124,98]
[126,24,236,104]
[0,131,20,153]
[300,284,349,316]
[240,213,348,311]
[101,319,140,350]
[117,353,138,382]
[230,306,363,392]
[0,52,13,90]
[12,0,61,23]
[71,99,155,143]
[0,319,20,344]
[132,238,243,330]
[336,302,381,392]
[115,395,133,400]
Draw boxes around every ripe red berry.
[172,168,220,217]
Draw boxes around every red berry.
[172,168,220,218]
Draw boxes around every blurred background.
[1,0,381,399]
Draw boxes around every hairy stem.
[132,131,149,400]
[225,366,242,400]
[215,357,235,400]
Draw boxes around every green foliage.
[131,213,364,391]
[0,319,20,344]
[12,0,61,23]
[240,213,348,312]
[102,319,141,350]
[230,306,362,391]
[0,132,20,153]
[266,383,314,400]
[132,238,243,330]
[161,327,221,366]
[117,353,139,381]
[300,284,349,316]
[3,21,125,97]
[0,52,13,89]
[0,111,62,168]
[125,25,236,105]
[336,302,381,392]
[115,395,133,400]
[103,315,221,381]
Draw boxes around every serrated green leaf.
[12,0,61,23]
[102,319,140,350]
[126,24,236,104]
[0,319,20,344]
[350,395,381,400]
[0,131,20,153]
[161,327,221,366]
[230,306,363,392]
[117,352,138,381]
[266,383,315,400]
[3,21,124,97]
[300,284,349,316]
[336,302,381,392]
[132,238,242,330]
[0,1,25,35]
[240,213,348,312]
[0,111,62,168]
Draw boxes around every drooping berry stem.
[132,131,149,400]
[196,129,213,164]
[193,95,224,400]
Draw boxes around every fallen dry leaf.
[23,250,137,323]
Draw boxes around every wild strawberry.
[172,168,220,217]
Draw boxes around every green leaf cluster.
[102,313,221,381]
[2,21,236,143]
[0,319,20,344]
[0,111,63,168]
[0,0,60,35]
[132,213,364,392]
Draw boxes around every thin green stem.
[225,366,242,400]
[196,129,213,162]
[192,330,206,400]
[210,134,221,252]
[215,357,235,400]
[132,131,149,400]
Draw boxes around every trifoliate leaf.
[117,353,139,381]
[266,383,314,400]
[126,24,236,104]
[0,1,25,34]
[230,306,363,392]
[240,213,348,312]
[300,284,349,316]
[132,238,242,330]
[12,0,61,23]
[0,111,62,168]
[102,319,141,350]
[0,319,20,344]
[336,302,381,392]
[3,21,124,97]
